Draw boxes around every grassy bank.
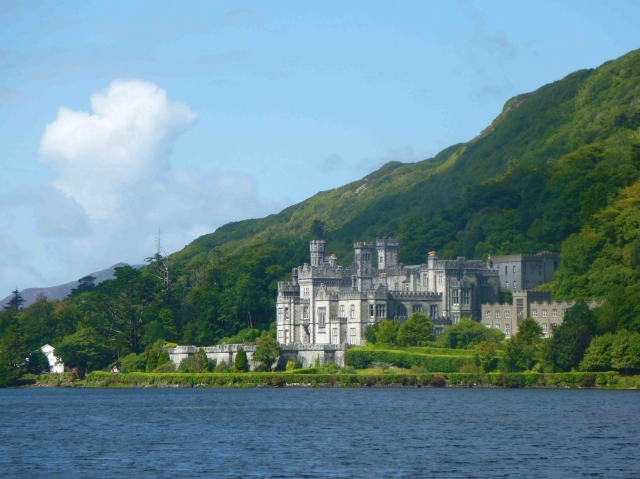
[82,371,630,389]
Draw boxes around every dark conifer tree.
[3,289,25,312]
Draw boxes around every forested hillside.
[2,48,640,382]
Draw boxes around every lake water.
[1,388,639,478]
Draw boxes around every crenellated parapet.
[390,291,442,299]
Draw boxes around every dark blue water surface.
[1,388,639,478]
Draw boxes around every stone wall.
[167,343,348,370]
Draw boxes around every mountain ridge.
[1,263,144,308]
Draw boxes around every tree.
[580,333,614,371]
[375,320,399,345]
[611,330,640,373]
[500,318,544,372]
[515,318,544,345]
[55,327,111,377]
[397,312,435,346]
[146,350,158,372]
[0,327,26,387]
[235,346,249,372]
[441,318,503,349]
[118,353,146,373]
[90,266,158,354]
[69,276,96,297]
[502,339,526,372]
[253,336,281,371]
[192,348,211,373]
[157,350,171,369]
[3,289,25,312]
[364,324,377,344]
[474,341,499,372]
[18,295,56,351]
[26,349,50,374]
[545,302,596,371]
[145,230,173,291]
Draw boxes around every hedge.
[85,371,620,388]
[345,348,473,371]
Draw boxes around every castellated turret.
[310,240,325,267]
[376,237,399,271]
[353,242,373,276]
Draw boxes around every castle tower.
[376,237,399,271]
[354,241,373,291]
[310,240,325,267]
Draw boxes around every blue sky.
[0,0,639,294]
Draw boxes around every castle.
[276,238,502,346]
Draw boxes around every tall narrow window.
[303,306,309,319]
[349,328,356,345]
[284,308,289,320]
[504,323,511,335]
[423,275,428,287]
[552,309,557,318]
[542,309,548,318]
[331,328,339,344]
[376,304,386,318]
[452,289,460,305]
[485,310,491,319]
[318,308,326,328]
[504,310,510,319]
[462,289,470,305]
[542,323,548,334]
[513,266,517,274]
[370,304,375,318]
[350,304,356,319]
[413,304,422,313]
[340,305,345,317]
[430,304,438,318]
[495,310,500,319]
[278,308,283,321]
[532,309,537,318]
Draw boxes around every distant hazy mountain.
[1,263,144,309]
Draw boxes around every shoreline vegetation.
[15,370,639,390]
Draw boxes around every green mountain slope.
[175,49,640,268]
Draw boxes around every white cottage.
[41,344,64,373]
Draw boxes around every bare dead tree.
[146,229,172,291]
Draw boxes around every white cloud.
[39,80,197,219]
[24,79,276,290]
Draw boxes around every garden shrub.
[346,348,471,372]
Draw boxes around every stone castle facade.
[481,290,599,339]
[276,238,501,346]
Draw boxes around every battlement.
[354,242,373,249]
[490,251,559,263]
[278,281,298,292]
[390,291,442,299]
[375,236,399,248]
